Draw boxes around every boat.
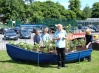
[6,44,92,64]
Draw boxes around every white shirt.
[53,30,67,48]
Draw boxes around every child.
[85,29,93,62]
[33,30,42,45]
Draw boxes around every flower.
[66,26,69,28]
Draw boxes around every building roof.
[87,18,99,21]
[77,18,99,22]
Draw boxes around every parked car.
[81,26,95,33]
[96,25,99,28]
[0,28,9,34]
[3,29,18,40]
[19,29,31,39]
[88,28,95,33]
[81,26,88,32]
[20,26,33,33]
[33,27,42,33]
[13,27,21,34]
[49,27,57,33]
[26,27,33,33]
[87,25,99,32]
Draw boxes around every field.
[0,50,99,73]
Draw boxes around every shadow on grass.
[0,60,15,63]
[0,59,84,68]
[0,59,56,68]
[0,60,39,66]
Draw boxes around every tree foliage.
[82,5,92,19]
[0,0,76,23]
[92,2,99,18]
[68,0,82,19]
[1,0,25,22]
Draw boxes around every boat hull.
[6,44,92,63]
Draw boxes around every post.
[38,53,39,66]
[78,52,80,63]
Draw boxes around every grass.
[0,50,99,73]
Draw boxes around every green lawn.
[0,50,99,73]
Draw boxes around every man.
[53,24,68,69]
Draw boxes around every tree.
[92,2,99,18]
[68,0,81,19]
[68,0,81,12]
[28,1,76,23]
[59,9,76,19]
[1,0,26,22]
[0,0,4,14]
[0,0,77,23]
[82,5,92,19]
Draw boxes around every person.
[85,29,93,62]
[53,24,68,69]
[48,29,53,41]
[41,28,50,46]
[33,30,42,45]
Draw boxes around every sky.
[36,0,99,10]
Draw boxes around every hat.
[55,24,63,27]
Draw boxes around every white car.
[81,26,95,33]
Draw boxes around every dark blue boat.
[6,44,92,64]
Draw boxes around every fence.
[36,18,77,27]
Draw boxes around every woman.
[33,30,42,45]
[85,29,93,62]
[41,28,50,46]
